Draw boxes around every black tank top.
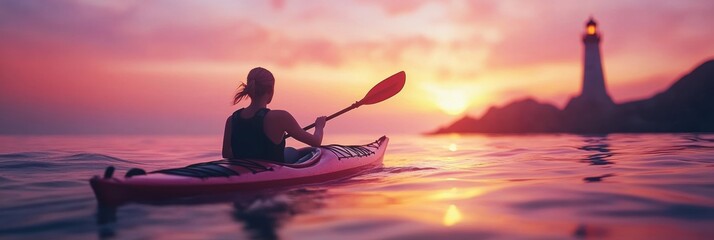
[230,108,285,162]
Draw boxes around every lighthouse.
[580,17,613,105]
[565,17,614,113]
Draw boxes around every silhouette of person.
[222,67,326,163]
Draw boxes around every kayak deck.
[90,136,388,205]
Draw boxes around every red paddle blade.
[359,71,406,105]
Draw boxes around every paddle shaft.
[282,71,405,140]
[284,101,361,139]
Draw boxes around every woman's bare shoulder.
[266,109,294,121]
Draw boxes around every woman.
[222,67,327,163]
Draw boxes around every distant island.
[432,59,714,134]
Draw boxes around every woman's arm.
[272,110,326,147]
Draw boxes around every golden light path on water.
[448,143,458,152]
[443,204,463,226]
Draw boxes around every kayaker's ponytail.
[233,67,275,105]
[233,82,251,105]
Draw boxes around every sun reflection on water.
[442,204,463,226]
[448,143,458,152]
[430,187,485,201]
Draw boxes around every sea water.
[1,134,713,239]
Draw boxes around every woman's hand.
[315,116,327,129]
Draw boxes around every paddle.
[285,71,406,139]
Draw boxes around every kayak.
[90,136,388,205]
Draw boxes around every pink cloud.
[270,0,285,11]
[360,0,429,15]
[348,35,436,63]
[450,0,500,24]
[448,0,714,70]
[359,0,438,15]
[0,9,343,67]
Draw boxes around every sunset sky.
[1,0,713,135]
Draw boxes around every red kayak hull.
[90,136,388,205]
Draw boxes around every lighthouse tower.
[565,17,614,112]
[579,17,613,105]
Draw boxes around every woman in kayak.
[222,67,327,163]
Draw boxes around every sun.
[423,81,475,116]
[435,91,470,115]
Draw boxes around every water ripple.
[383,166,437,174]
[58,153,137,163]
[0,160,60,169]
[0,152,53,159]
